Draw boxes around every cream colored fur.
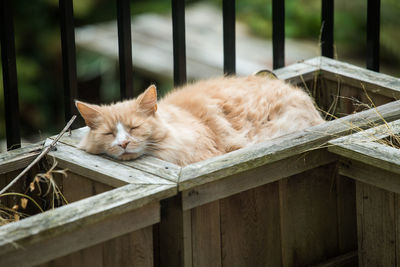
[76,76,324,166]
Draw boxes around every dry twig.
[0,115,76,195]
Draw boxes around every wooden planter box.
[329,119,400,267]
[159,57,400,267]
[0,141,176,267]
[1,57,400,266]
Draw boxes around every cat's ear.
[138,85,158,115]
[75,101,102,129]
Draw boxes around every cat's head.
[75,85,165,160]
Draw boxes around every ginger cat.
[76,76,324,166]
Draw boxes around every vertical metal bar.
[272,0,285,69]
[0,0,21,150]
[117,0,134,99]
[59,0,78,124]
[366,0,380,72]
[321,0,334,58]
[223,0,236,75]
[171,0,187,86]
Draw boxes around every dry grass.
[0,158,69,226]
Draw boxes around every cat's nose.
[119,140,130,149]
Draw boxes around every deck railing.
[0,0,382,151]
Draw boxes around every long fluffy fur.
[76,76,324,166]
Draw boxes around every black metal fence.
[0,0,382,151]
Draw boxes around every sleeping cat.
[76,76,324,166]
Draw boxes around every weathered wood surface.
[274,58,319,84]
[280,164,339,266]
[38,225,154,267]
[220,182,282,267]
[182,149,335,210]
[45,139,175,187]
[336,175,357,254]
[338,159,400,195]
[315,57,400,99]
[311,251,358,267]
[329,120,400,172]
[180,100,400,191]
[0,142,43,174]
[191,201,221,267]
[158,194,189,267]
[356,182,397,266]
[51,127,181,182]
[0,183,176,267]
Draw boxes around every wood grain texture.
[191,201,221,267]
[158,194,188,267]
[356,182,396,266]
[0,183,175,266]
[310,251,358,267]
[182,149,335,210]
[0,143,43,174]
[220,182,281,267]
[329,120,400,178]
[279,164,339,267]
[62,171,113,203]
[46,140,175,187]
[102,226,154,267]
[313,57,400,99]
[338,159,400,195]
[336,175,357,253]
[180,100,400,191]
[37,244,104,267]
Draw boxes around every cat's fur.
[76,76,324,166]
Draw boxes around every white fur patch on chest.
[112,122,129,146]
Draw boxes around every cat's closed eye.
[103,132,114,136]
[130,125,140,131]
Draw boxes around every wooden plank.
[46,140,175,187]
[103,226,154,267]
[158,194,191,267]
[329,141,400,176]
[38,243,104,267]
[0,143,42,174]
[273,58,319,85]
[307,57,400,99]
[182,149,335,210]
[2,201,159,267]
[62,172,112,203]
[356,182,396,266]
[180,100,400,191]
[191,201,221,267]
[336,175,357,253]
[279,163,339,266]
[183,210,193,267]
[122,156,181,183]
[0,183,176,266]
[220,182,281,266]
[338,159,400,195]
[310,251,358,267]
[52,127,181,182]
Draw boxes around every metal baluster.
[59,0,78,124]
[117,0,134,99]
[0,0,21,150]
[366,0,381,72]
[321,0,334,58]
[272,0,285,69]
[171,0,187,86]
[223,0,236,75]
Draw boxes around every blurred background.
[1,0,399,151]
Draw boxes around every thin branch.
[0,115,76,195]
